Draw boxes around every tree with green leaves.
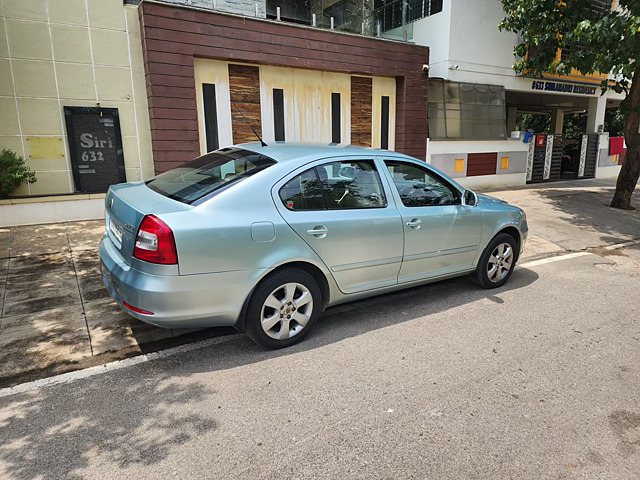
[500,0,639,209]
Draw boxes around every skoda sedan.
[100,144,528,349]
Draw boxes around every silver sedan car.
[100,144,527,349]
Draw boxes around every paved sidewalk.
[1,178,639,387]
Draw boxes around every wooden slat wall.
[228,64,261,144]
[139,2,429,173]
[351,77,372,147]
[467,152,497,177]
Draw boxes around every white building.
[410,0,625,189]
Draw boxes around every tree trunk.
[611,68,640,209]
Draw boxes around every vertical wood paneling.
[351,76,372,147]
[228,64,262,144]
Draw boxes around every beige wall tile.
[115,102,136,137]
[56,63,96,100]
[0,136,25,156]
[3,0,47,21]
[0,98,20,135]
[0,22,9,57]
[51,25,91,63]
[0,59,14,96]
[10,182,31,197]
[125,167,141,182]
[6,20,52,60]
[91,29,129,67]
[121,136,139,169]
[95,66,132,101]
[27,155,70,172]
[48,0,88,26]
[17,98,63,135]
[12,60,57,98]
[29,171,73,195]
[88,0,125,31]
[137,130,154,179]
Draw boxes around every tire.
[245,268,322,349]
[472,233,517,289]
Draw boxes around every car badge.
[109,198,114,209]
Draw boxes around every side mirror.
[462,190,478,207]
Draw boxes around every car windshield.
[146,148,277,204]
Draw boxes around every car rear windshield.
[146,148,277,204]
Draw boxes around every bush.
[0,148,37,197]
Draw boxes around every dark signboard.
[64,107,126,194]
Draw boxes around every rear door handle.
[406,219,422,230]
[307,226,329,238]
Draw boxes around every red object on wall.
[609,137,624,155]
[536,135,546,147]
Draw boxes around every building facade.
[412,0,625,190]
[0,0,154,225]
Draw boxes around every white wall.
[412,0,517,81]
[411,2,452,79]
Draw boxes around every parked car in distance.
[100,144,528,349]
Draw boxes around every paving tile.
[85,300,173,355]
[79,277,111,303]
[10,223,69,256]
[2,269,81,316]
[0,228,10,259]
[7,251,73,277]
[0,306,91,380]
[72,249,101,277]
[66,220,105,252]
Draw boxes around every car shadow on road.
[176,266,540,370]
[0,268,538,479]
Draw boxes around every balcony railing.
[153,0,443,41]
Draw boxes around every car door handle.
[406,219,422,229]
[307,226,329,238]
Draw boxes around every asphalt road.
[1,246,639,479]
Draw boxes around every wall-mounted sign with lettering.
[64,107,126,194]
[531,80,598,96]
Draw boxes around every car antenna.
[230,99,267,147]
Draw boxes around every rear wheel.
[472,233,517,289]
[245,268,322,349]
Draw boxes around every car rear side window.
[279,160,387,211]
[146,148,276,204]
[279,169,326,210]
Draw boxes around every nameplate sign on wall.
[531,81,597,96]
[64,107,126,194]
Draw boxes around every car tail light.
[133,215,178,264]
[122,301,154,315]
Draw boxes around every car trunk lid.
[105,182,191,265]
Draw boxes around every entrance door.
[382,159,482,283]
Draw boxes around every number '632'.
[81,151,105,162]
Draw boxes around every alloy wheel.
[260,282,314,340]
[487,242,514,283]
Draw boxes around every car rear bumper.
[99,236,267,329]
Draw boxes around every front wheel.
[245,268,322,349]
[472,233,517,289]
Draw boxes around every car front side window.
[385,161,461,207]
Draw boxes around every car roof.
[234,142,408,163]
